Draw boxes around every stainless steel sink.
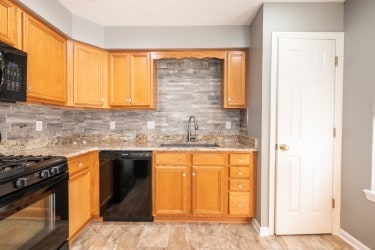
[159,143,220,148]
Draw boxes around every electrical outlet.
[147,121,155,129]
[36,121,43,131]
[225,121,231,130]
[110,121,116,130]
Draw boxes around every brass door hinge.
[332,198,336,208]
[333,128,336,138]
[335,56,338,67]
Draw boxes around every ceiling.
[58,0,344,27]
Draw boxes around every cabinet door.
[224,51,247,108]
[130,53,152,107]
[191,166,224,216]
[73,43,105,107]
[154,166,188,215]
[23,14,67,104]
[69,168,91,239]
[0,0,16,46]
[109,53,130,107]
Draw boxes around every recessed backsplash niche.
[0,58,247,143]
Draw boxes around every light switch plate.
[147,121,155,129]
[36,121,43,131]
[225,121,231,130]
[110,121,116,130]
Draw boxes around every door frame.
[269,32,344,235]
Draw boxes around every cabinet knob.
[238,184,243,189]
[77,162,83,167]
[228,98,231,101]
[238,159,243,163]
[101,98,104,102]
[192,172,196,176]
[237,202,243,208]
[182,172,186,177]
[238,171,243,176]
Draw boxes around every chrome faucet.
[187,116,199,142]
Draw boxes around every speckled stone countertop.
[0,134,258,158]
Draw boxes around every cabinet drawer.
[229,192,250,215]
[68,153,91,176]
[229,180,250,191]
[229,154,251,165]
[154,152,189,165]
[192,153,225,166]
[229,167,250,178]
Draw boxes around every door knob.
[279,144,289,151]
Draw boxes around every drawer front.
[229,179,250,191]
[229,167,250,178]
[229,192,250,215]
[192,153,225,166]
[68,153,91,176]
[154,152,189,165]
[229,154,251,166]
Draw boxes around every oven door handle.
[0,172,68,215]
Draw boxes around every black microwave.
[0,41,27,103]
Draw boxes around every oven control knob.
[50,166,60,175]
[40,170,50,179]
[15,178,28,189]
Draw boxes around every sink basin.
[159,143,220,148]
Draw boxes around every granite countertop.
[11,141,257,159]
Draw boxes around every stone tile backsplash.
[0,58,247,145]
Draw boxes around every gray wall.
[247,3,344,227]
[16,0,250,49]
[342,0,375,248]
[0,59,245,142]
[248,6,264,227]
[104,26,250,49]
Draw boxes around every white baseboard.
[252,219,271,237]
[338,229,370,250]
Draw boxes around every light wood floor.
[71,221,353,249]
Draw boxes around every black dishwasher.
[99,151,153,222]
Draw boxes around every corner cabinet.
[109,52,156,109]
[67,41,108,108]
[68,151,99,240]
[153,151,255,222]
[223,51,247,109]
[23,14,67,105]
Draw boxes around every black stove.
[0,154,68,198]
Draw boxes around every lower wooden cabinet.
[68,151,99,240]
[153,151,256,221]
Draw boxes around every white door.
[275,38,336,235]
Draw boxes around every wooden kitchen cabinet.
[109,52,155,109]
[0,0,17,46]
[68,152,99,240]
[153,152,189,215]
[227,153,255,217]
[223,51,247,109]
[67,41,108,108]
[191,153,226,216]
[23,14,67,105]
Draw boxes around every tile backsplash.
[0,58,247,143]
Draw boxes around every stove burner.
[0,155,52,172]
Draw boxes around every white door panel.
[275,38,336,235]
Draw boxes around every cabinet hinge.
[335,56,338,67]
[332,198,336,208]
[333,128,336,138]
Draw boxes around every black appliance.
[99,151,153,222]
[0,154,69,249]
[0,41,27,103]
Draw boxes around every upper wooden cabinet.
[223,51,247,109]
[109,52,155,109]
[23,14,67,105]
[0,0,17,46]
[67,41,108,108]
